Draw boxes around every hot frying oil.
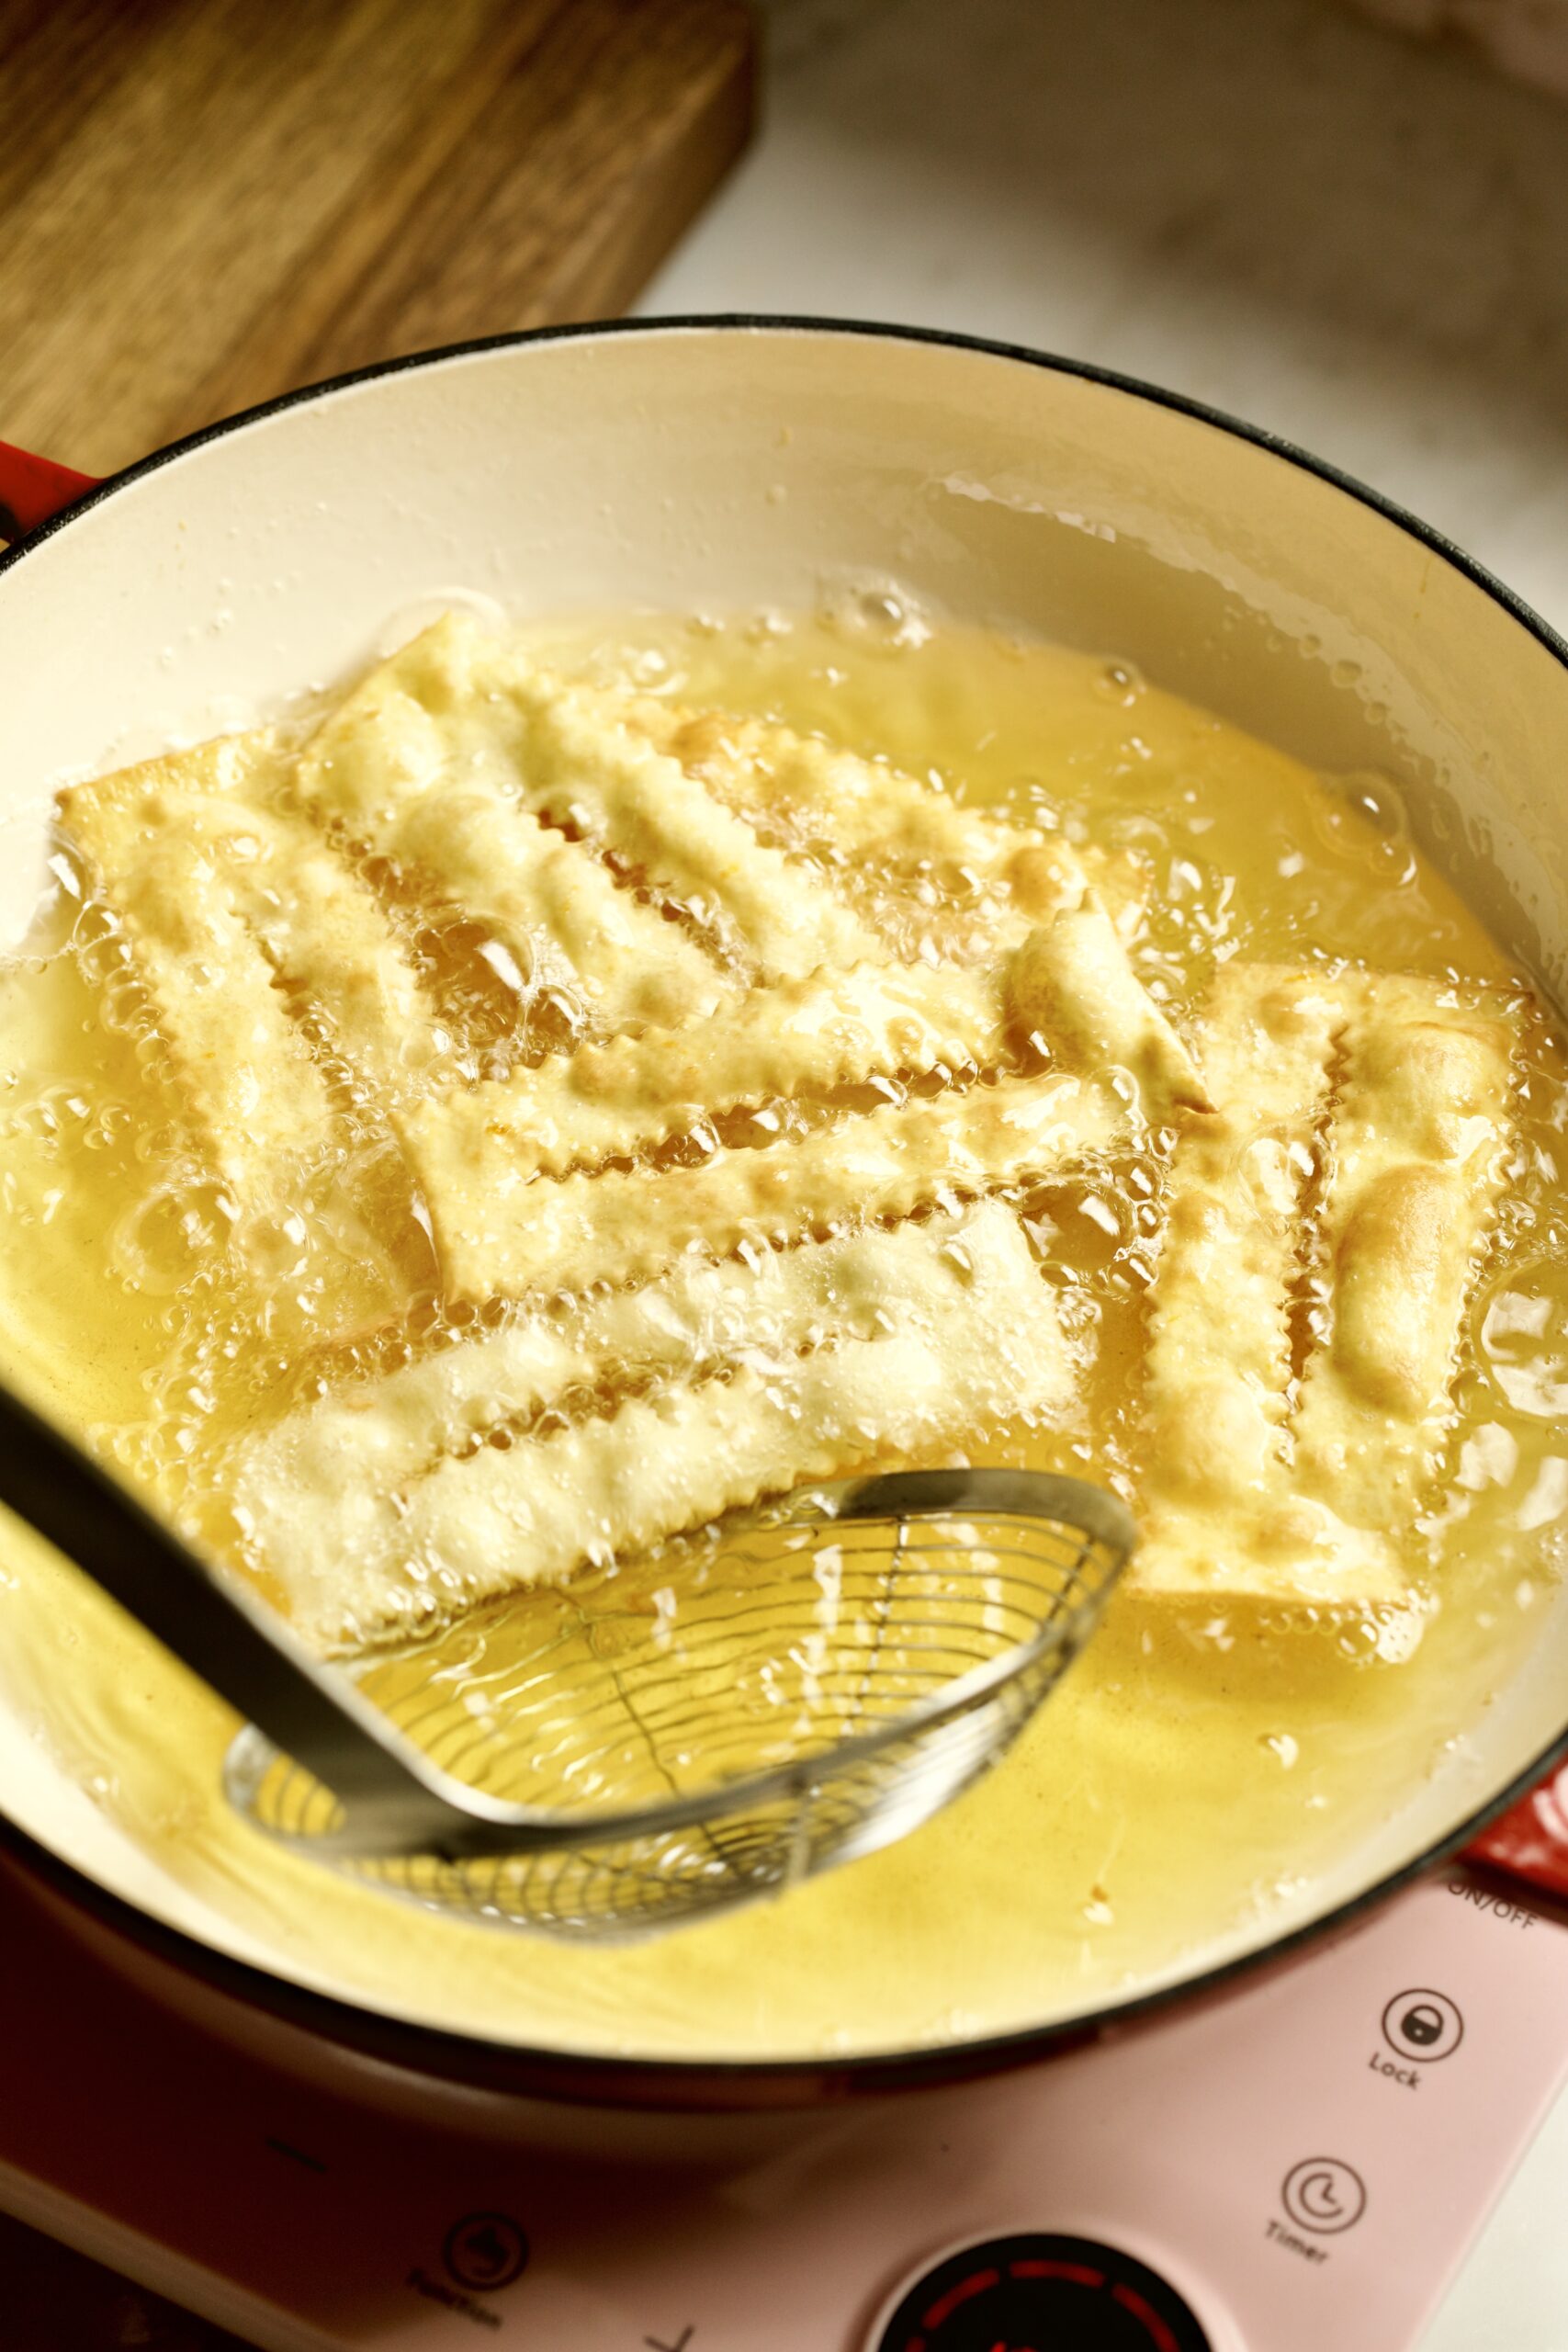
[0,600,1565,2060]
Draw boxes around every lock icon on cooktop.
[1382,1987,1464,2064]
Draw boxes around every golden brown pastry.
[1134,964,1518,1604]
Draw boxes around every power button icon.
[1382,1988,1464,2064]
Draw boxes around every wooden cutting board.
[0,0,756,476]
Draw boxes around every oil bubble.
[1094,661,1145,707]
[818,577,932,650]
[110,1178,234,1295]
[1312,768,1415,881]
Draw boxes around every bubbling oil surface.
[1,600,1566,2063]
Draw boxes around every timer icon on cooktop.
[1280,2157,1367,2236]
[872,2231,1212,2350]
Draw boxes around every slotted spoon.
[0,1385,1134,1939]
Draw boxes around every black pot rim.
[4,311,1567,2110]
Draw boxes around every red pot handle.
[3,429,1568,1907]
[1464,1763,1568,1899]
[0,439,101,544]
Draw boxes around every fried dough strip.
[1007,897,1210,1114]
[195,799,440,1107]
[295,630,726,1031]
[497,657,885,982]
[233,1203,1026,1589]
[637,700,1062,873]
[64,732,445,1121]
[1292,975,1517,1527]
[631,700,1147,944]
[409,960,1007,1183]
[407,1066,1123,1304]
[1131,964,1404,1603]
[1134,967,1517,1605]
[404,894,1201,1189]
[236,1202,1066,1650]
[59,737,341,1193]
[249,1208,999,1510]
[303,618,878,1004]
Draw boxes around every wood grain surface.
[0,0,756,474]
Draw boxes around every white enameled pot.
[2,319,1567,2118]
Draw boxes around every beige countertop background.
[646,0,1568,639]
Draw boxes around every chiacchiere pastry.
[1135,964,1518,1603]
[56,614,1523,1651]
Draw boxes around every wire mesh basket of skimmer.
[0,1385,1134,1940]
[224,1468,1134,1938]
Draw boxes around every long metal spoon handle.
[0,1379,416,1811]
[0,1383,1139,1875]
